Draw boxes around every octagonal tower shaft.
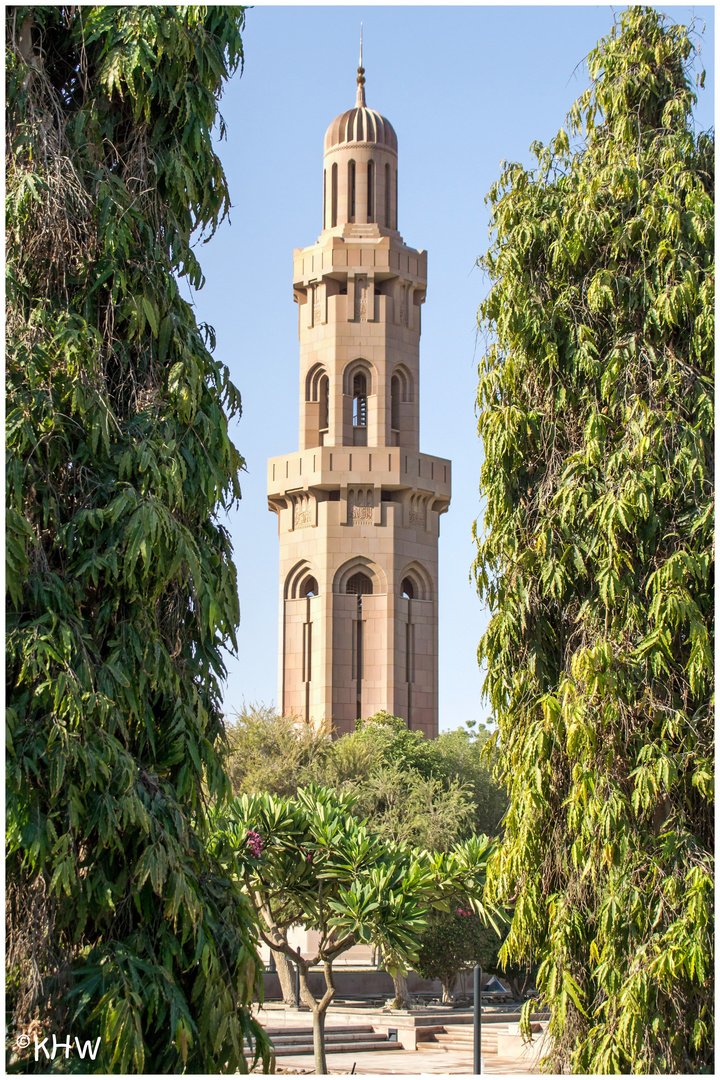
[267,71,451,738]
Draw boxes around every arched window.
[367,161,375,221]
[319,374,329,431]
[352,373,367,428]
[306,363,329,402]
[391,374,400,431]
[348,160,356,221]
[346,572,373,595]
[401,577,414,599]
[301,576,318,597]
[385,163,390,228]
[323,168,327,229]
[331,163,338,228]
[394,168,398,229]
[285,561,320,600]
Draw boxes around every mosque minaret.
[267,45,451,738]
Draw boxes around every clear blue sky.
[190,4,714,731]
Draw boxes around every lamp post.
[473,964,482,1074]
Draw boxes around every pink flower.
[246,830,263,858]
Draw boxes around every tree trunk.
[441,978,454,1003]
[272,948,296,1006]
[390,970,410,1010]
[312,1006,327,1075]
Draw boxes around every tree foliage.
[6,6,270,1072]
[226,708,507,849]
[224,704,331,797]
[212,785,434,1074]
[474,8,713,1074]
[415,906,500,1002]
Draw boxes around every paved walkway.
[272,1044,542,1075]
[255,1001,548,1075]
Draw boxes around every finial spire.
[355,23,366,107]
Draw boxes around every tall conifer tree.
[474,8,713,1072]
[6,7,270,1071]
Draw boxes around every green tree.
[226,709,508,851]
[351,765,477,852]
[416,907,537,1004]
[224,704,329,797]
[415,906,501,1003]
[474,8,713,1073]
[213,786,433,1074]
[429,725,507,837]
[6,6,270,1072]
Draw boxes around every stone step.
[416,1027,504,1054]
[264,1025,374,1038]
[272,1040,403,1057]
[436,1028,505,1042]
[436,1032,505,1041]
[271,1031,387,1047]
[416,1040,499,1054]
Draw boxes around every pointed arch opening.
[319,374,329,433]
[391,374,401,432]
[343,359,375,447]
[389,365,413,445]
[285,560,321,600]
[305,364,330,446]
[346,572,373,596]
[398,562,433,602]
[333,557,385,596]
[300,575,318,598]
[352,372,367,429]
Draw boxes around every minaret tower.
[267,47,451,738]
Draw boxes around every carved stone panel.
[293,494,313,529]
[348,487,373,524]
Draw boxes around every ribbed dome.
[324,104,397,154]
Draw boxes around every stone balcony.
[268,446,451,505]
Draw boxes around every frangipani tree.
[379,834,504,1009]
[212,786,432,1074]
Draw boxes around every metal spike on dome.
[356,23,366,107]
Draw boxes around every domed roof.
[324,103,397,154]
[324,62,397,154]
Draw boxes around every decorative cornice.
[324,142,397,159]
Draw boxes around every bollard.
[294,947,301,1008]
[473,964,482,1074]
